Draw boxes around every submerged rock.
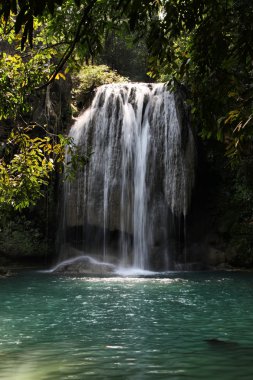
[0,267,11,277]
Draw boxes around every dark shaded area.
[99,32,149,82]
[186,136,253,269]
[205,339,239,349]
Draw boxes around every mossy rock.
[72,65,129,114]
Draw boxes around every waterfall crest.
[60,83,195,270]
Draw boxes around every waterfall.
[60,83,195,270]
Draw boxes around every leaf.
[217,116,225,126]
[225,110,240,125]
[55,72,66,80]
[228,91,237,98]
[216,129,223,142]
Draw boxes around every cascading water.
[60,83,195,271]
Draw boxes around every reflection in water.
[1,354,59,380]
[205,338,240,348]
[0,272,253,379]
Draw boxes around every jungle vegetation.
[0,0,252,264]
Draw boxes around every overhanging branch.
[35,0,97,91]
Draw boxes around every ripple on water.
[0,272,253,379]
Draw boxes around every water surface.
[0,271,253,379]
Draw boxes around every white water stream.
[59,83,195,271]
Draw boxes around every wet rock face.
[60,83,195,269]
[32,78,72,133]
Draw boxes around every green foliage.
[0,128,90,209]
[0,127,59,210]
[37,1,253,160]
[0,18,63,210]
[0,0,82,49]
[0,17,79,210]
[0,0,252,211]
[58,134,93,180]
[1,1,152,81]
[72,64,128,113]
[0,213,48,257]
[145,0,253,160]
[76,64,128,88]
[99,31,148,81]
[0,50,54,120]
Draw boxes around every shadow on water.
[205,338,240,349]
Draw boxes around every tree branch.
[35,0,97,91]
